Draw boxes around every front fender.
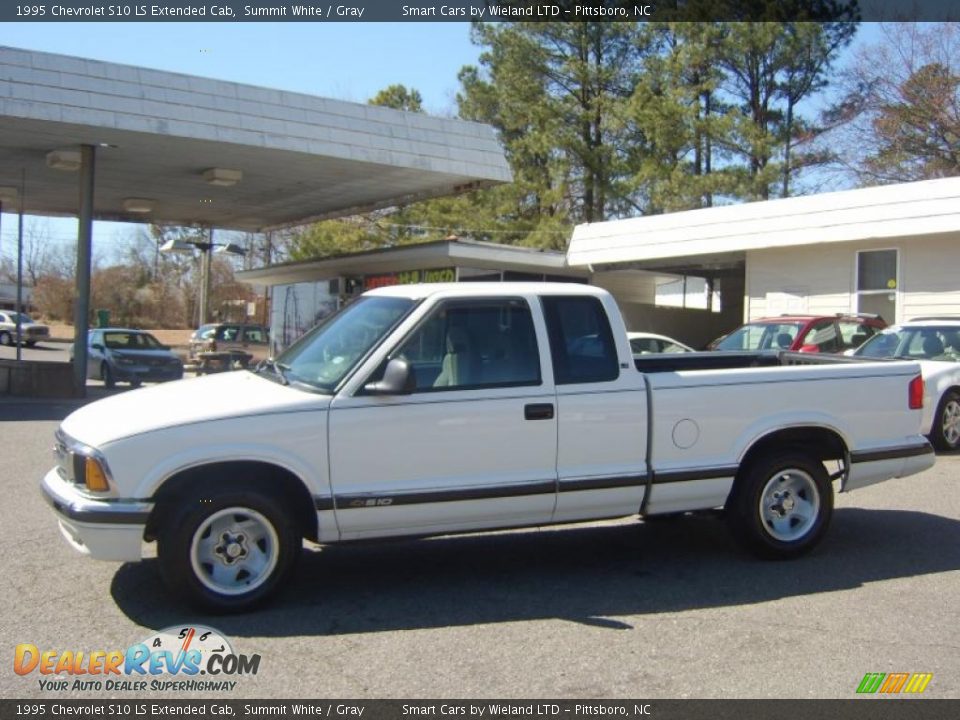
[99,412,330,502]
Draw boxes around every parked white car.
[628,331,694,354]
[852,317,960,450]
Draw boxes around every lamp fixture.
[0,186,17,203]
[213,242,247,256]
[122,197,154,214]
[46,149,82,172]
[202,168,243,187]
[159,239,196,253]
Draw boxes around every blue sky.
[0,21,884,261]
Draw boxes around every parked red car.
[711,314,887,353]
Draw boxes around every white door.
[540,295,648,522]
[328,297,558,539]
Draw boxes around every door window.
[394,299,540,391]
[839,320,879,350]
[217,325,241,342]
[802,319,840,352]
[541,296,619,384]
[243,327,266,343]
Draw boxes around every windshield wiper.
[257,358,290,386]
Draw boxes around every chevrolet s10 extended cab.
[42,284,935,611]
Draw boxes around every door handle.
[524,403,554,421]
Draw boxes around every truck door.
[328,297,558,539]
[541,295,649,522]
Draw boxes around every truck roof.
[364,282,607,300]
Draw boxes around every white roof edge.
[568,177,960,267]
[367,282,604,300]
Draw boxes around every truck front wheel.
[157,487,299,612]
[727,452,833,559]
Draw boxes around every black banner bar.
[2,700,959,720]
[1,1,956,23]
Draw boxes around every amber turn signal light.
[84,457,110,492]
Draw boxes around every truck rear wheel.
[157,485,299,612]
[727,452,833,559]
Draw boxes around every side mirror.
[91,343,104,351]
[364,358,415,395]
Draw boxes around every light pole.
[160,228,246,326]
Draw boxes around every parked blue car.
[81,328,184,388]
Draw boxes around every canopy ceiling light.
[46,149,82,171]
[0,186,18,203]
[213,242,247,256]
[202,168,243,187]
[159,239,196,253]
[122,197,154,214]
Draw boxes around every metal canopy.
[0,46,512,232]
[238,239,586,287]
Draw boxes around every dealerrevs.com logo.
[856,672,933,695]
[14,625,260,693]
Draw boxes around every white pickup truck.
[42,283,935,611]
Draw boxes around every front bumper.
[41,468,151,562]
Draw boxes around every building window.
[655,274,721,312]
[856,249,898,323]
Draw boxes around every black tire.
[0,331,11,346]
[101,362,115,388]
[130,378,142,389]
[157,484,299,613]
[930,390,960,452]
[25,340,36,348]
[726,451,833,559]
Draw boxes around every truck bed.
[633,350,864,373]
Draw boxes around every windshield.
[714,322,805,351]
[7,312,35,324]
[856,326,960,361]
[103,331,164,350]
[274,296,415,391]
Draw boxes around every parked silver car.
[0,310,50,347]
[81,328,184,388]
[851,318,960,450]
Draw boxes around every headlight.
[56,430,114,493]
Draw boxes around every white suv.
[853,317,960,450]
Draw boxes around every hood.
[60,371,329,448]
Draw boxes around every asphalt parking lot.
[1,392,958,700]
